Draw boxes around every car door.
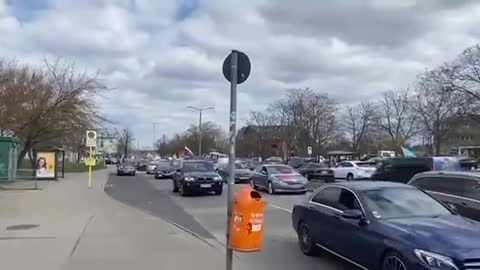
[257,166,270,188]
[463,180,480,222]
[333,188,374,268]
[252,165,265,188]
[308,187,343,249]
[335,162,350,179]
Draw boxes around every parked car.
[333,161,376,181]
[297,163,334,182]
[287,157,317,169]
[172,160,223,196]
[371,157,462,183]
[135,160,148,171]
[117,162,136,176]
[266,156,284,164]
[292,181,480,270]
[217,161,254,183]
[408,171,480,222]
[146,161,157,174]
[154,160,174,179]
[251,164,307,194]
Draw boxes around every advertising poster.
[36,152,56,178]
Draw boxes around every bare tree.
[449,45,480,101]
[278,88,337,155]
[414,69,469,155]
[343,102,376,152]
[0,58,108,167]
[375,89,419,147]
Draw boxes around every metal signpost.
[222,50,251,270]
[85,130,97,188]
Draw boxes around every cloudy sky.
[1,0,480,149]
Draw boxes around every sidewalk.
[0,168,226,270]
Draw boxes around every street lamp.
[186,106,215,156]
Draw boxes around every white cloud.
[2,0,480,148]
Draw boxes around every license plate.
[200,184,211,188]
[239,177,249,180]
[320,171,328,175]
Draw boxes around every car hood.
[380,215,480,259]
[183,171,219,178]
[271,173,306,183]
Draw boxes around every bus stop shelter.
[0,136,18,182]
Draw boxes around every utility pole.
[153,122,160,152]
[124,129,129,159]
[186,106,214,156]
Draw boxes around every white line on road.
[268,203,292,213]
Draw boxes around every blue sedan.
[292,181,480,270]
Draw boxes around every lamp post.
[186,106,214,157]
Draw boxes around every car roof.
[324,181,413,191]
[413,170,480,179]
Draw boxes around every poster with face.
[36,152,55,178]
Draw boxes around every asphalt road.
[105,171,357,270]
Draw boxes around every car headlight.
[414,249,459,270]
[213,176,222,181]
[184,176,195,181]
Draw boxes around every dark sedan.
[172,160,223,196]
[217,162,254,183]
[154,160,174,179]
[117,162,136,176]
[296,162,334,182]
[292,181,480,270]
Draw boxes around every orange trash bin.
[228,187,266,252]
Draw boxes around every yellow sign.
[36,152,55,178]
[85,157,96,166]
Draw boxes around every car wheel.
[346,173,353,181]
[214,188,222,195]
[381,251,407,270]
[154,175,160,179]
[268,181,275,194]
[179,184,188,197]
[298,222,317,256]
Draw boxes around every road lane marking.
[268,203,292,213]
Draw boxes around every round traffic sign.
[223,50,251,84]
[87,131,95,138]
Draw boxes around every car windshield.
[235,163,248,169]
[268,166,294,174]
[183,162,214,172]
[157,161,171,167]
[361,187,451,219]
[355,162,376,167]
[122,162,134,167]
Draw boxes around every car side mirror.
[342,209,363,220]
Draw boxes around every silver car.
[251,164,307,194]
